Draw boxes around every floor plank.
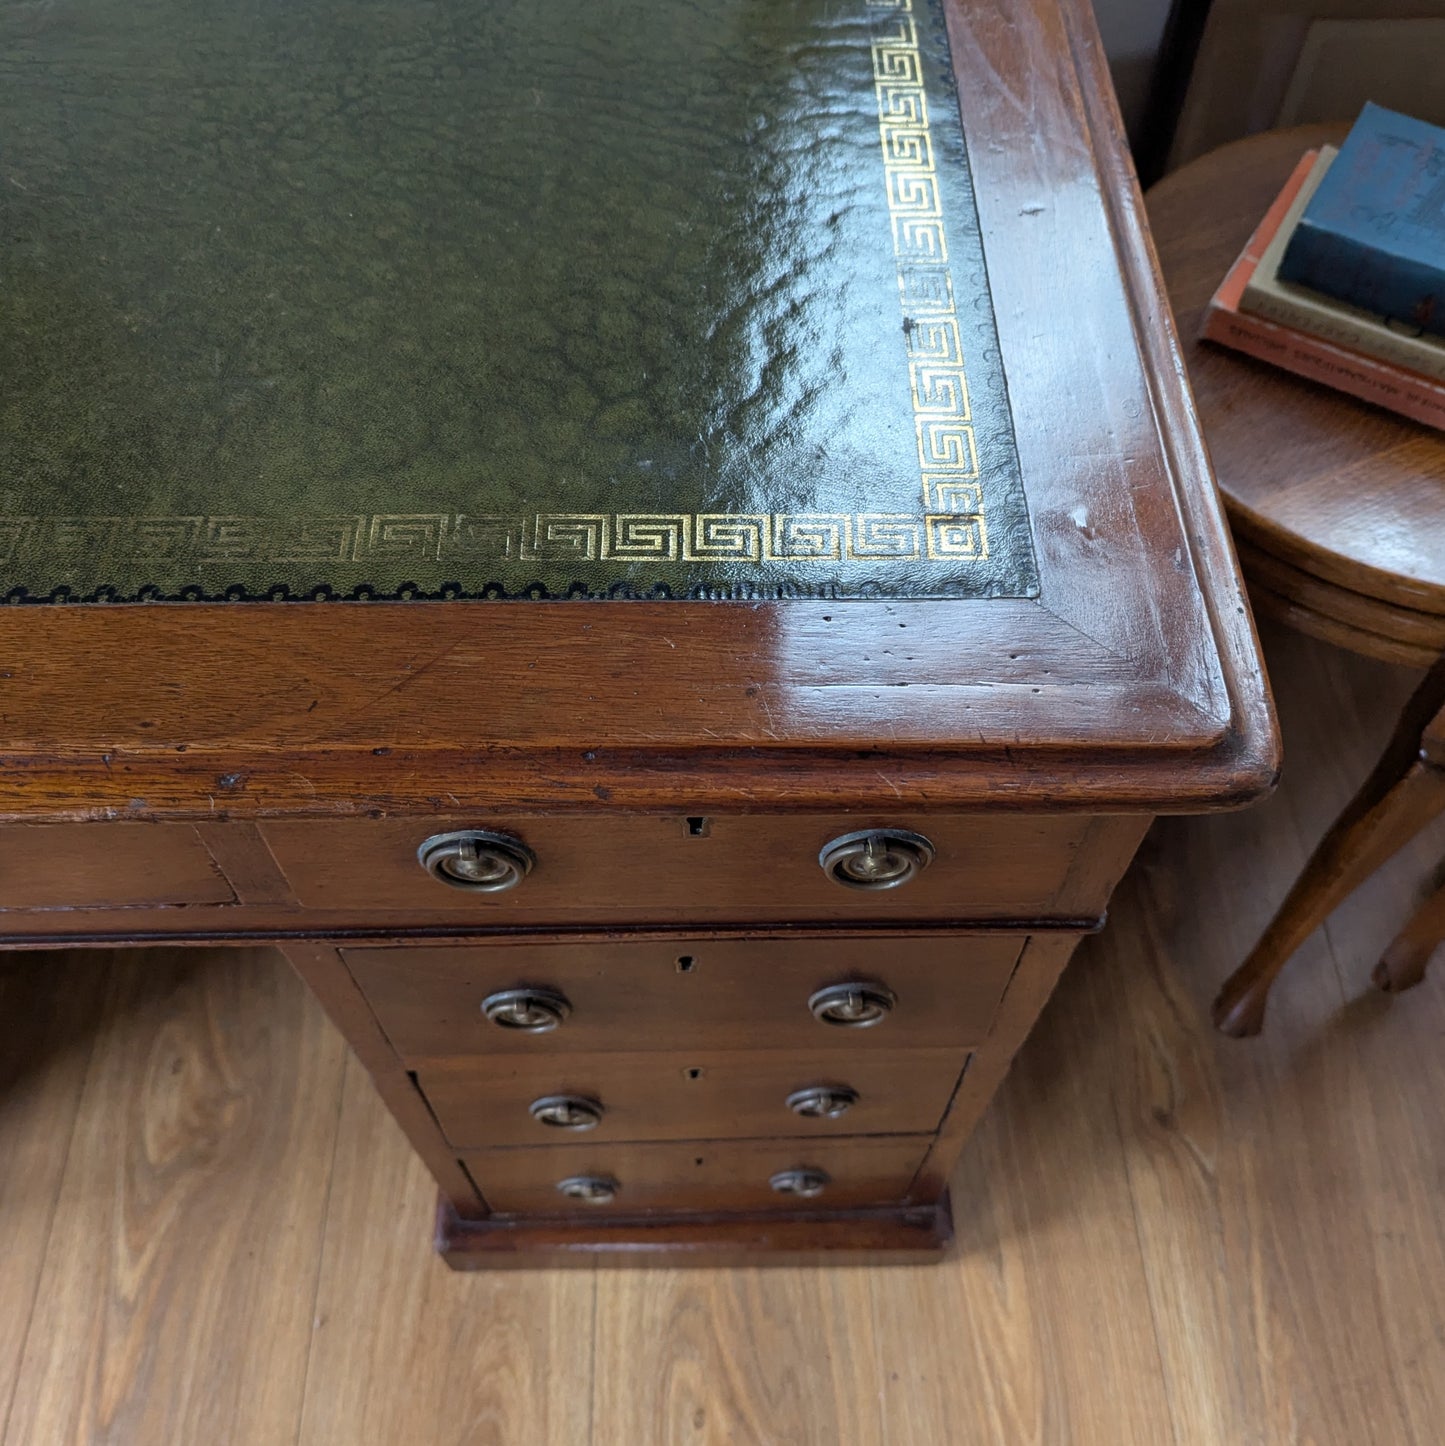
[1109,625,1445,1446]
[1302,650,1445,1446]
[1114,844,1411,1446]
[296,1054,596,1446]
[869,960,1177,1446]
[589,1262,882,1446]
[0,954,111,1436]
[2,949,347,1446]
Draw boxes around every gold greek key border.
[868,0,978,515]
[0,512,989,566]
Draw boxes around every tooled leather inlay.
[0,0,1037,601]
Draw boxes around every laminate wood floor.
[2,621,1443,1446]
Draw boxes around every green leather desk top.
[1,0,1036,602]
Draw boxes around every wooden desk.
[0,0,1276,1265]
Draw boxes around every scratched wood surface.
[1,620,1442,1445]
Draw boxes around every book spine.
[1242,285,1445,383]
[1280,224,1445,338]
[1201,305,1445,432]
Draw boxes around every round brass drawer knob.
[808,982,896,1028]
[529,1094,603,1131]
[556,1174,619,1204]
[417,830,536,892]
[786,1085,859,1119]
[818,828,935,890]
[770,1167,830,1199]
[481,986,571,1032]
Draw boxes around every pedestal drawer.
[342,934,1022,1059]
[264,813,1100,923]
[463,1135,933,1215]
[417,1047,970,1147]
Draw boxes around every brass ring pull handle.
[417,829,536,892]
[807,982,896,1028]
[556,1174,619,1204]
[480,986,572,1032]
[529,1094,604,1130]
[769,1168,830,1199]
[818,828,935,889]
[786,1085,859,1119]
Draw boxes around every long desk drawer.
[463,1134,933,1215]
[416,1046,970,1147]
[342,934,1023,1059]
[263,814,1100,923]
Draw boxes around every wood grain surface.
[1248,578,1442,668]
[1236,539,1445,651]
[0,954,113,1410]
[1115,627,1445,1445]
[0,619,1440,1444]
[295,1055,596,1446]
[0,949,348,1446]
[0,825,234,910]
[415,1045,970,1147]
[262,812,1098,922]
[460,1135,934,1215]
[0,814,1145,946]
[339,934,1022,1061]
[436,1198,954,1269]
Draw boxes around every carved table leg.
[1214,658,1445,1038]
[1373,873,1445,994]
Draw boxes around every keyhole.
[684,816,711,837]
[676,955,696,973]
[684,1066,704,1080]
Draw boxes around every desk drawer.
[342,934,1022,1059]
[416,1047,969,1147]
[463,1134,932,1215]
[263,814,1096,923]
[0,824,233,910]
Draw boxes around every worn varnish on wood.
[0,0,1275,1264]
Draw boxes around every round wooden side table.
[1147,125,1445,1036]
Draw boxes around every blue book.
[1278,102,1445,339]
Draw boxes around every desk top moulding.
[0,0,1278,821]
[1,0,1036,603]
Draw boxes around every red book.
[1200,149,1445,433]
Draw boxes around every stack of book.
[1202,102,1445,431]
